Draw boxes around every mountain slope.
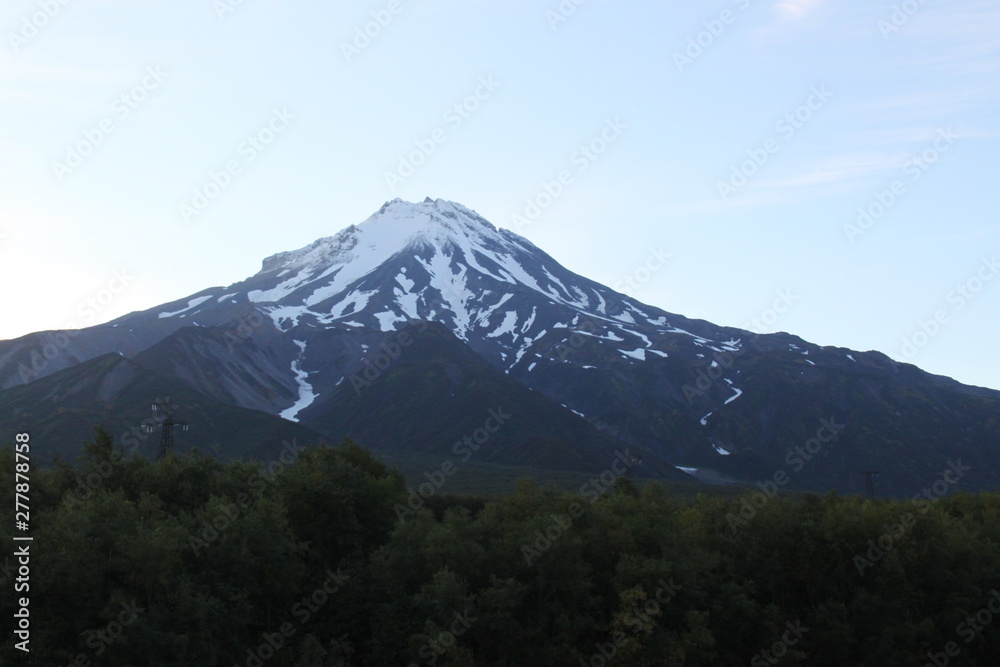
[0,353,329,464]
[298,321,686,479]
[1,198,997,495]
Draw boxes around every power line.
[144,399,189,460]
[863,470,880,500]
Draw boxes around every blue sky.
[1,0,998,389]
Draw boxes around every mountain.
[2,198,998,495]
[0,352,329,464]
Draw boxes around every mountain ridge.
[2,198,998,495]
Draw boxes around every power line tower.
[144,399,189,460]
[863,470,880,500]
[624,453,643,480]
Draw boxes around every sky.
[1,0,998,390]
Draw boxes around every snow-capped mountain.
[152,197,743,371]
[2,198,999,495]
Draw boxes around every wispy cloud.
[774,0,824,20]
[755,151,905,190]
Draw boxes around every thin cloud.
[774,0,824,20]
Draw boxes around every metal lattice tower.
[624,454,643,480]
[863,470,880,500]
[147,399,189,460]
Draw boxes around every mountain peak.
[369,197,497,233]
[258,198,500,277]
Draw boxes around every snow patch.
[374,310,406,331]
[724,387,743,405]
[395,271,415,292]
[249,268,313,303]
[280,341,319,422]
[265,304,311,330]
[486,311,518,339]
[158,295,213,318]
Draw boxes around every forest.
[2,427,999,666]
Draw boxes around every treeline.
[2,426,999,665]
